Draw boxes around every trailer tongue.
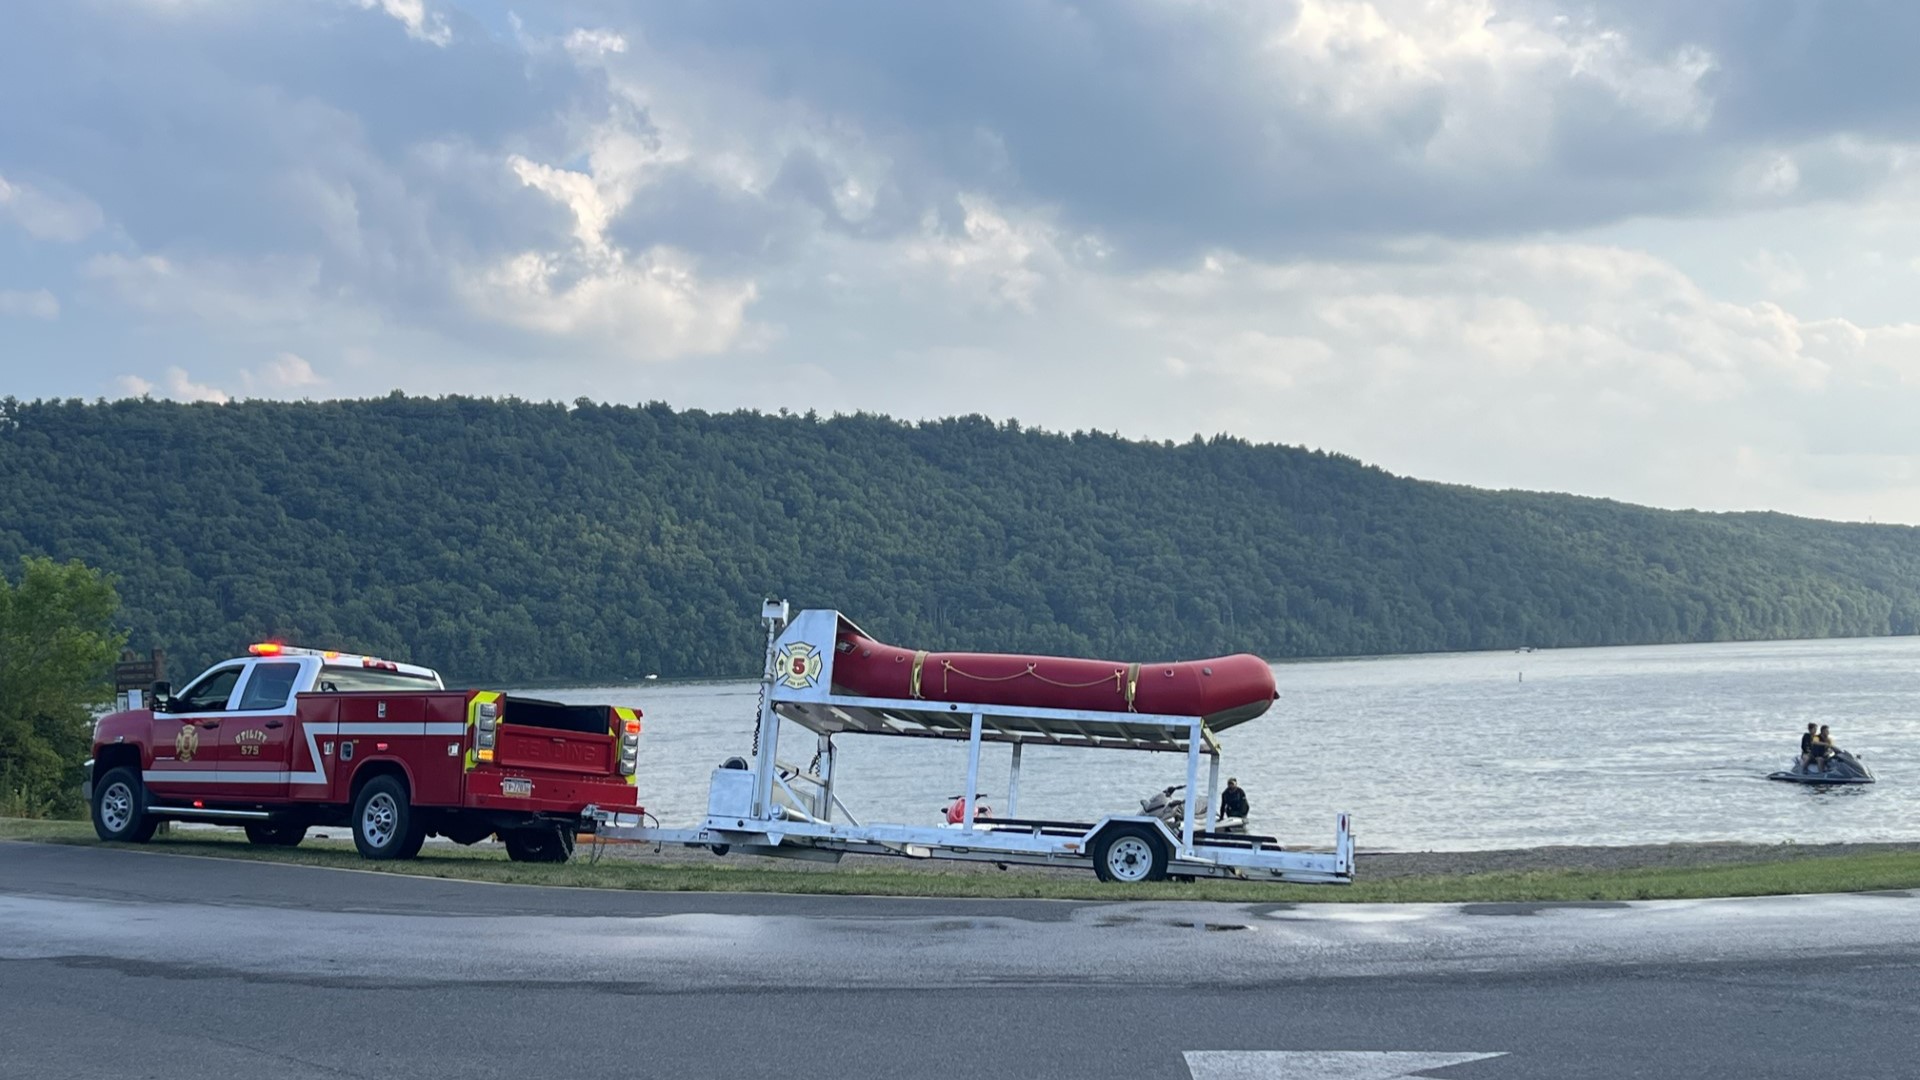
[591,603,1354,885]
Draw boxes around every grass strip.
[6,817,1919,903]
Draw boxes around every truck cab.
[89,644,642,862]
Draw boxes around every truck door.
[144,664,244,798]
[222,660,302,800]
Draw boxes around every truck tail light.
[618,718,640,777]
[475,700,499,760]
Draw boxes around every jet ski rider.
[1220,777,1250,821]
[1799,723,1818,767]
[1812,725,1837,769]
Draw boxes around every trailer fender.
[1083,815,1182,853]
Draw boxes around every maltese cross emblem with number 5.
[777,642,824,690]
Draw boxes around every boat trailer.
[589,602,1354,884]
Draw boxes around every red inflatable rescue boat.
[830,627,1278,728]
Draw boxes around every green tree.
[0,557,125,818]
[0,397,1917,683]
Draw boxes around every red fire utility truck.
[86,644,642,862]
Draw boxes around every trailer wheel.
[504,826,575,863]
[352,775,424,860]
[91,767,158,844]
[1092,825,1168,884]
[244,822,306,847]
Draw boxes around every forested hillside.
[2,395,1917,684]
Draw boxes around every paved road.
[4,841,1919,1079]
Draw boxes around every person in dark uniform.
[1219,777,1250,820]
[1799,723,1818,767]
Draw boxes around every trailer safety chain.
[752,615,778,756]
[751,678,765,757]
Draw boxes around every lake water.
[525,635,1920,852]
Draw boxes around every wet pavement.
[5,841,1919,1078]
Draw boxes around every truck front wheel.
[352,776,425,860]
[92,767,158,844]
[504,826,575,864]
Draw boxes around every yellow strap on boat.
[1124,663,1140,712]
[910,650,928,699]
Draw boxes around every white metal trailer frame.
[589,604,1353,884]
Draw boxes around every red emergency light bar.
[249,643,383,665]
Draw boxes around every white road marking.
[1184,1050,1506,1079]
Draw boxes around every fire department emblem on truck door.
[174,724,200,763]
[776,641,823,690]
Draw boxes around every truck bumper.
[466,774,641,817]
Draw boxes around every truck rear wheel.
[504,826,575,864]
[352,776,425,860]
[244,822,306,847]
[1091,824,1169,883]
[92,766,158,844]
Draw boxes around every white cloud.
[1743,249,1807,297]
[243,351,324,392]
[903,196,1055,311]
[456,247,754,354]
[0,174,104,242]
[1072,239,1920,520]
[508,155,620,256]
[85,253,328,325]
[353,0,450,47]
[0,289,59,319]
[471,125,753,355]
[563,28,628,60]
[1251,0,1720,181]
[12,0,1920,526]
[117,366,231,404]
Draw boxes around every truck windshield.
[316,666,442,693]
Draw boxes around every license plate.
[501,778,533,798]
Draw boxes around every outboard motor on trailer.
[1769,749,1875,785]
[1140,784,1248,835]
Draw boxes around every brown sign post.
[113,648,167,694]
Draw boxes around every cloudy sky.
[3,1,1918,523]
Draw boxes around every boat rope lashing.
[1124,662,1140,711]
[910,650,928,699]
[937,659,1125,694]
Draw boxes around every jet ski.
[1769,749,1875,785]
[1140,784,1248,835]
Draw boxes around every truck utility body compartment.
[292,690,625,806]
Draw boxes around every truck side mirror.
[149,680,172,713]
